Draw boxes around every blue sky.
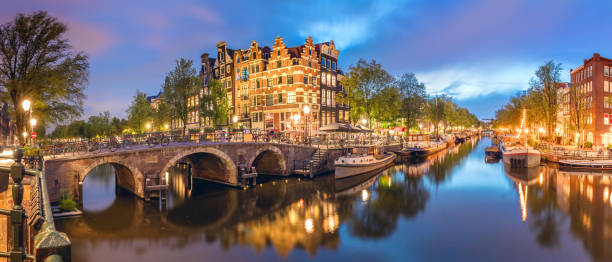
[3,0,612,120]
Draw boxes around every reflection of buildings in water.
[220,195,340,257]
[167,165,193,206]
[553,169,612,261]
[398,146,452,176]
[504,165,541,222]
[506,165,612,261]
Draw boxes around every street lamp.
[22,100,30,111]
[21,99,32,145]
[361,118,366,126]
[232,115,238,128]
[303,105,310,141]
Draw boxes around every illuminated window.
[288,92,296,103]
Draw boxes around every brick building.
[567,53,612,147]
[209,36,349,132]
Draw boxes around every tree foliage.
[162,58,201,135]
[396,73,427,132]
[342,59,393,127]
[495,61,563,141]
[50,111,126,138]
[0,11,88,144]
[200,79,229,127]
[126,90,153,134]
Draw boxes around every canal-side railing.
[0,149,70,261]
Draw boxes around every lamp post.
[29,118,36,146]
[232,115,238,129]
[21,99,31,146]
[304,105,310,142]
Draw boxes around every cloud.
[65,20,118,55]
[299,0,413,49]
[185,5,223,25]
[416,60,538,100]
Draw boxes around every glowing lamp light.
[30,118,37,127]
[361,119,367,125]
[305,218,314,233]
[232,115,238,123]
[165,124,169,129]
[361,189,369,202]
[145,123,152,129]
[303,105,310,114]
[22,132,27,138]
[538,127,545,134]
[22,100,31,111]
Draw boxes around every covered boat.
[393,134,447,157]
[334,146,396,179]
[501,138,540,168]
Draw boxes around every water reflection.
[54,137,612,262]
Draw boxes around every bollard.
[9,149,27,262]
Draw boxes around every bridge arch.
[80,159,145,199]
[248,145,287,176]
[162,147,238,186]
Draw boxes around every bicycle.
[146,134,170,148]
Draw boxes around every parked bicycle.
[146,133,170,148]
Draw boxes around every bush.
[584,141,593,149]
[58,191,76,212]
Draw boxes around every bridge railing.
[37,130,405,157]
[0,149,71,261]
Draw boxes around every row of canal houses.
[151,36,351,133]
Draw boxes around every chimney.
[201,53,209,65]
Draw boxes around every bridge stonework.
[43,143,317,202]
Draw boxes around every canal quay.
[46,137,609,262]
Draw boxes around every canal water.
[55,137,612,262]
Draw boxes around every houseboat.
[501,137,541,168]
[393,134,447,157]
[334,147,396,179]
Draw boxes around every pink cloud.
[64,20,118,55]
[185,5,223,25]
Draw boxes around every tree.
[425,96,449,139]
[529,61,562,138]
[162,58,201,136]
[153,101,170,131]
[201,79,229,127]
[568,82,588,147]
[126,91,153,134]
[372,86,401,126]
[0,11,88,144]
[396,73,426,133]
[342,59,393,128]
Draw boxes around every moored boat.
[485,145,500,158]
[334,147,396,179]
[393,134,447,157]
[501,140,540,168]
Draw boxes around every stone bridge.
[43,142,317,202]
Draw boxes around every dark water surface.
[55,137,612,262]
